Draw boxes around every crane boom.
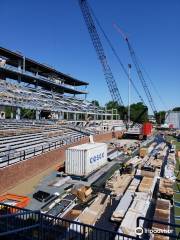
[78,0,123,106]
[114,24,157,114]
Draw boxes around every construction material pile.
[111,177,141,222]
[119,192,150,236]
[77,193,109,225]
[149,158,163,169]
[71,185,92,202]
[105,171,133,196]
[159,178,174,197]
[139,147,148,158]
[164,147,176,181]
[126,156,142,167]
[158,146,168,160]
[152,199,171,240]
[138,176,157,194]
[111,191,134,222]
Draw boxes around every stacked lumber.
[111,190,134,222]
[126,156,142,167]
[129,194,150,214]
[159,178,174,197]
[152,199,170,240]
[141,169,156,178]
[120,211,142,236]
[139,147,148,158]
[138,176,157,194]
[164,152,176,180]
[119,192,150,236]
[111,177,141,222]
[150,158,163,169]
[106,171,133,196]
[77,193,109,225]
[71,185,92,202]
[127,177,141,192]
[158,147,168,160]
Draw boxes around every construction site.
[0,0,180,240]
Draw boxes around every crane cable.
[137,57,168,110]
[88,4,145,105]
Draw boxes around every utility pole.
[128,64,131,126]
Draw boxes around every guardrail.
[0,134,87,168]
[136,216,180,240]
[0,203,138,239]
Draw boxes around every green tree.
[105,101,148,122]
[172,107,180,111]
[21,109,35,119]
[129,102,148,123]
[4,106,12,119]
[91,100,100,107]
[105,101,127,120]
[155,111,166,124]
[106,101,119,110]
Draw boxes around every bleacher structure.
[0,119,87,167]
[0,46,118,121]
[0,47,124,167]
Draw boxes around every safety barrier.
[0,203,137,240]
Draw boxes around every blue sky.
[1,0,180,112]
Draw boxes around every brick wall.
[0,132,113,194]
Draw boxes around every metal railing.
[136,216,180,240]
[0,203,137,240]
[0,134,87,168]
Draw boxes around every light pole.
[128,64,131,126]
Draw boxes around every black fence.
[136,216,180,240]
[1,203,180,240]
[0,203,137,240]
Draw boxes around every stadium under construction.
[0,1,180,240]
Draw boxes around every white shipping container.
[65,143,107,176]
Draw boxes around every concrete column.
[76,114,79,121]
[18,60,21,71]
[16,108,21,120]
[73,113,76,121]
[85,113,88,121]
[58,111,64,120]
[18,59,22,83]
[36,110,40,120]
[10,112,13,119]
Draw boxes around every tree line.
[91,100,180,124]
[92,100,148,123]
